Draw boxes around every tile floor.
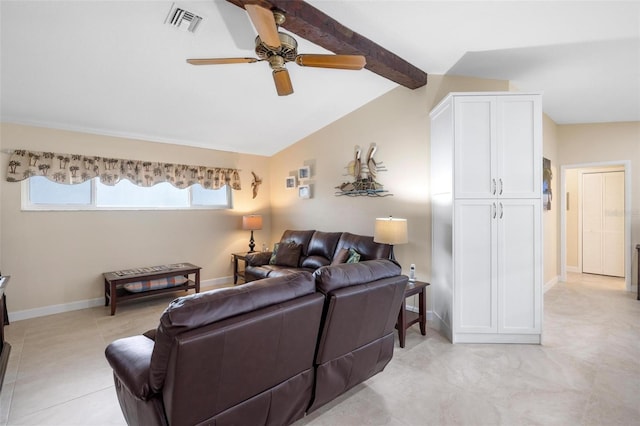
[1,273,639,425]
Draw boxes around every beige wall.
[558,122,640,287]
[4,77,630,319]
[0,123,271,316]
[268,75,510,286]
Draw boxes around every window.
[23,176,231,210]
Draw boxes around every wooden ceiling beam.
[226,0,427,89]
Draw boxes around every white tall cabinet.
[430,92,543,344]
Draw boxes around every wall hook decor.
[335,143,391,197]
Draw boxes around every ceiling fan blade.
[245,4,281,49]
[187,58,259,65]
[295,54,366,70]
[272,69,293,96]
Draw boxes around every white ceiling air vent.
[165,3,202,33]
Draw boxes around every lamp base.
[248,230,256,253]
[389,245,396,262]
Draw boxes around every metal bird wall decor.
[251,171,262,199]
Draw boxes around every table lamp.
[374,216,408,261]
[242,214,263,252]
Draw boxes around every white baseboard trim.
[8,276,232,322]
[544,276,560,293]
[566,266,579,273]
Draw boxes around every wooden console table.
[103,263,200,315]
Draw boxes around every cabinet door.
[496,96,542,199]
[454,200,498,333]
[497,199,542,334]
[454,97,496,199]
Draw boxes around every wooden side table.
[396,280,429,348]
[232,252,250,284]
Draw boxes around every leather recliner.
[105,272,325,426]
[309,259,407,412]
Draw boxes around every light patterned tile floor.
[1,273,639,425]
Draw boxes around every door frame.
[560,160,632,290]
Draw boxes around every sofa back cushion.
[333,232,390,262]
[280,230,315,256]
[149,272,317,392]
[301,231,342,269]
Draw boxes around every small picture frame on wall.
[298,185,311,199]
[285,176,297,189]
[298,166,310,181]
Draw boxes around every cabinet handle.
[493,202,497,219]
[492,179,497,195]
[499,202,504,219]
[499,178,503,195]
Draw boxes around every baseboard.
[565,266,579,273]
[427,311,452,342]
[544,276,559,293]
[8,276,232,322]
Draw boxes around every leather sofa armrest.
[245,251,272,266]
[105,335,156,401]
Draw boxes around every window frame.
[21,177,233,211]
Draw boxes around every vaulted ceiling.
[1,1,638,156]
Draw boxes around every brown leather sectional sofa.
[105,230,407,426]
[244,230,391,281]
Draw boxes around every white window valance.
[5,149,241,190]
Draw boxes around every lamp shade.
[374,217,408,245]
[242,215,263,230]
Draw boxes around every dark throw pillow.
[274,242,302,267]
[331,248,350,265]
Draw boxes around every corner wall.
[0,123,271,317]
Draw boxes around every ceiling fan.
[186,4,367,96]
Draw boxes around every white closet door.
[497,199,542,334]
[496,96,542,199]
[582,171,624,277]
[454,200,497,333]
[454,97,495,198]
[602,172,625,276]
